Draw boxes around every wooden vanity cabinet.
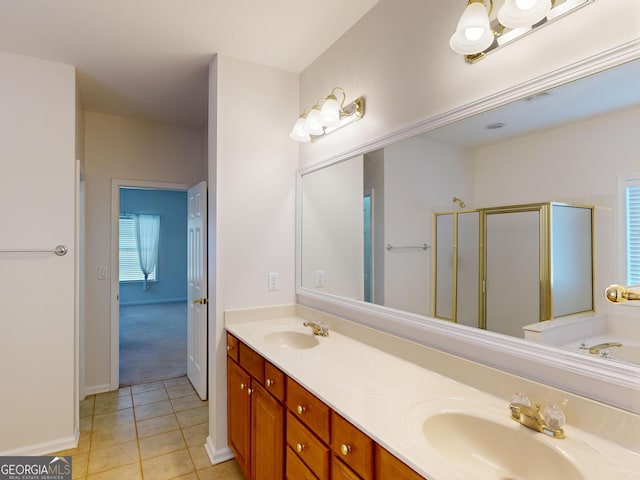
[227,331,426,480]
[375,444,425,480]
[226,333,285,480]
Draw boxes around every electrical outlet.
[98,266,108,280]
[268,272,279,291]
[315,270,325,288]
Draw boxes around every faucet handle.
[541,404,566,429]
[510,392,531,407]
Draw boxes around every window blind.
[627,184,640,285]
[119,216,157,282]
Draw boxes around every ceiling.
[0,0,379,127]
[425,59,640,148]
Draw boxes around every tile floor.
[53,376,245,480]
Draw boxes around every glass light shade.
[449,2,495,55]
[289,117,311,142]
[319,96,341,127]
[304,107,325,135]
[498,0,551,29]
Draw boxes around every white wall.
[298,0,640,168]
[383,137,473,316]
[0,51,77,454]
[83,112,204,392]
[473,105,640,325]
[302,156,364,299]
[207,55,298,462]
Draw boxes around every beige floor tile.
[163,376,190,388]
[197,460,245,480]
[91,422,137,450]
[93,394,133,415]
[93,408,134,430]
[134,400,174,420]
[80,415,93,432]
[137,413,180,438]
[86,462,142,480]
[87,440,140,475]
[141,448,195,480]
[175,473,198,480]
[176,406,208,429]
[139,430,186,459]
[80,398,95,418]
[171,394,207,413]
[133,388,169,406]
[167,383,197,399]
[132,380,165,394]
[188,445,211,471]
[181,423,209,448]
[71,452,89,479]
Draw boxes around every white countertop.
[226,314,640,480]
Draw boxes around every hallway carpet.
[120,302,187,386]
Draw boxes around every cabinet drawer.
[286,412,330,479]
[286,446,318,480]
[226,332,238,362]
[332,413,374,479]
[239,342,265,384]
[264,361,285,402]
[332,457,362,480]
[286,377,330,443]
[375,445,425,480]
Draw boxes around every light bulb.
[498,0,551,29]
[305,107,324,135]
[289,117,311,142]
[449,2,494,55]
[319,95,340,127]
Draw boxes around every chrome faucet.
[509,394,565,439]
[303,321,329,337]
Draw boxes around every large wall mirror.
[297,50,640,412]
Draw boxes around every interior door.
[187,181,208,399]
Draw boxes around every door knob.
[193,298,209,304]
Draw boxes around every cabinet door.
[251,382,284,480]
[227,359,251,479]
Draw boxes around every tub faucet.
[509,395,565,439]
[303,321,329,337]
[604,284,640,303]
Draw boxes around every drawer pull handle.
[296,443,306,453]
[247,388,252,395]
[226,345,232,351]
[240,383,246,390]
[266,379,274,387]
[296,405,306,415]
[340,444,352,456]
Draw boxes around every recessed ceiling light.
[485,122,506,130]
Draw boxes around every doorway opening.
[118,187,188,386]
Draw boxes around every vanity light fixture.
[450,0,593,63]
[289,87,365,142]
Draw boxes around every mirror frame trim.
[296,39,640,413]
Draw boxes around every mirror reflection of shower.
[453,196,466,208]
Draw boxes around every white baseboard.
[204,436,234,465]
[84,383,112,396]
[0,427,79,456]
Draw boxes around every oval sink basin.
[263,331,320,350]
[422,412,584,480]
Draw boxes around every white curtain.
[134,214,160,289]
